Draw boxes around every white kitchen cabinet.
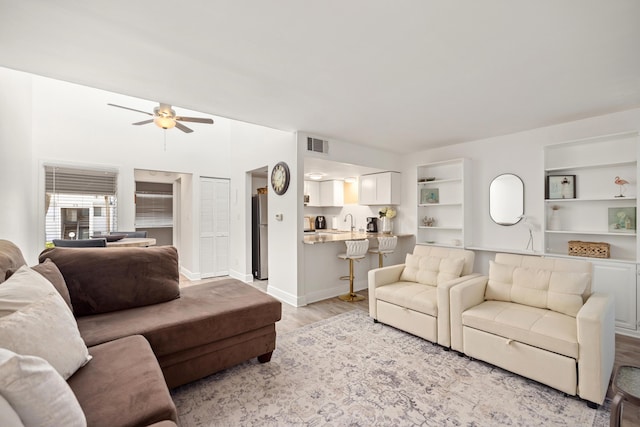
[304,180,320,207]
[319,180,344,207]
[591,260,638,332]
[359,172,401,205]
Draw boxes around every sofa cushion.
[38,245,180,316]
[462,300,578,359]
[485,261,589,317]
[0,394,23,427]
[375,282,438,316]
[547,270,590,316]
[0,264,57,317]
[31,258,73,311]
[0,348,86,427]
[68,335,177,427]
[400,253,465,286]
[76,279,282,356]
[0,267,91,379]
[0,240,27,284]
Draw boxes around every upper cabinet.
[304,180,320,207]
[416,159,471,247]
[359,172,401,205]
[543,131,639,263]
[319,180,344,207]
[304,180,344,207]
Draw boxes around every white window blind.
[135,182,173,228]
[45,165,118,242]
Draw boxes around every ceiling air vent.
[307,137,329,154]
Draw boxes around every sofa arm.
[576,292,615,405]
[436,273,482,347]
[368,264,404,319]
[449,275,488,352]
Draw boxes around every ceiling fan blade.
[175,121,194,133]
[107,103,153,116]
[132,119,154,126]
[175,116,214,124]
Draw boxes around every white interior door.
[200,177,230,278]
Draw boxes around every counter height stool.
[338,239,369,302]
[369,236,398,268]
[610,365,640,427]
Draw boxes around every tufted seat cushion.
[375,282,438,316]
[462,300,578,358]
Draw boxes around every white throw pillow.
[0,348,86,427]
[0,291,91,379]
[0,393,24,427]
[399,253,421,282]
[0,265,58,317]
[437,257,465,284]
[485,261,516,301]
[548,270,590,316]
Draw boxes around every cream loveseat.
[450,253,615,407]
[368,245,478,347]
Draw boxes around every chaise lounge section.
[0,239,281,426]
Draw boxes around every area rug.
[172,310,610,426]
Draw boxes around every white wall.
[0,67,294,287]
[400,107,640,272]
[0,68,35,257]
[228,122,297,304]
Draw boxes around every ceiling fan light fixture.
[154,115,176,129]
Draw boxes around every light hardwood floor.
[183,276,640,425]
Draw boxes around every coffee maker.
[366,217,378,233]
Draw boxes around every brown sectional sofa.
[0,239,282,426]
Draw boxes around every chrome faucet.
[344,213,354,232]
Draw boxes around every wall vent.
[306,137,329,154]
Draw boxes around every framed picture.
[420,188,439,204]
[608,207,636,233]
[546,175,576,199]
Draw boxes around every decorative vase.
[381,217,392,234]
[549,209,561,231]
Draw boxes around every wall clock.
[271,161,290,195]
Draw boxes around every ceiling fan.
[107,102,214,133]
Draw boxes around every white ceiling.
[1,1,639,154]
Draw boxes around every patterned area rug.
[172,310,610,426]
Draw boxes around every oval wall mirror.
[489,173,524,225]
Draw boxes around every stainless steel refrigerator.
[252,194,268,279]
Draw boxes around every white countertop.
[303,231,413,245]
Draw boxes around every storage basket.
[568,240,610,258]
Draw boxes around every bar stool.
[338,239,369,302]
[369,236,398,268]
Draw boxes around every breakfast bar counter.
[302,231,415,305]
[303,231,413,245]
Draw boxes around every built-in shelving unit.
[416,159,470,247]
[543,132,638,262]
[543,131,640,336]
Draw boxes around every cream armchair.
[450,253,615,407]
[368,245,478,347]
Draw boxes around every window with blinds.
[45,165,118,242]
[135,182,173,228]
